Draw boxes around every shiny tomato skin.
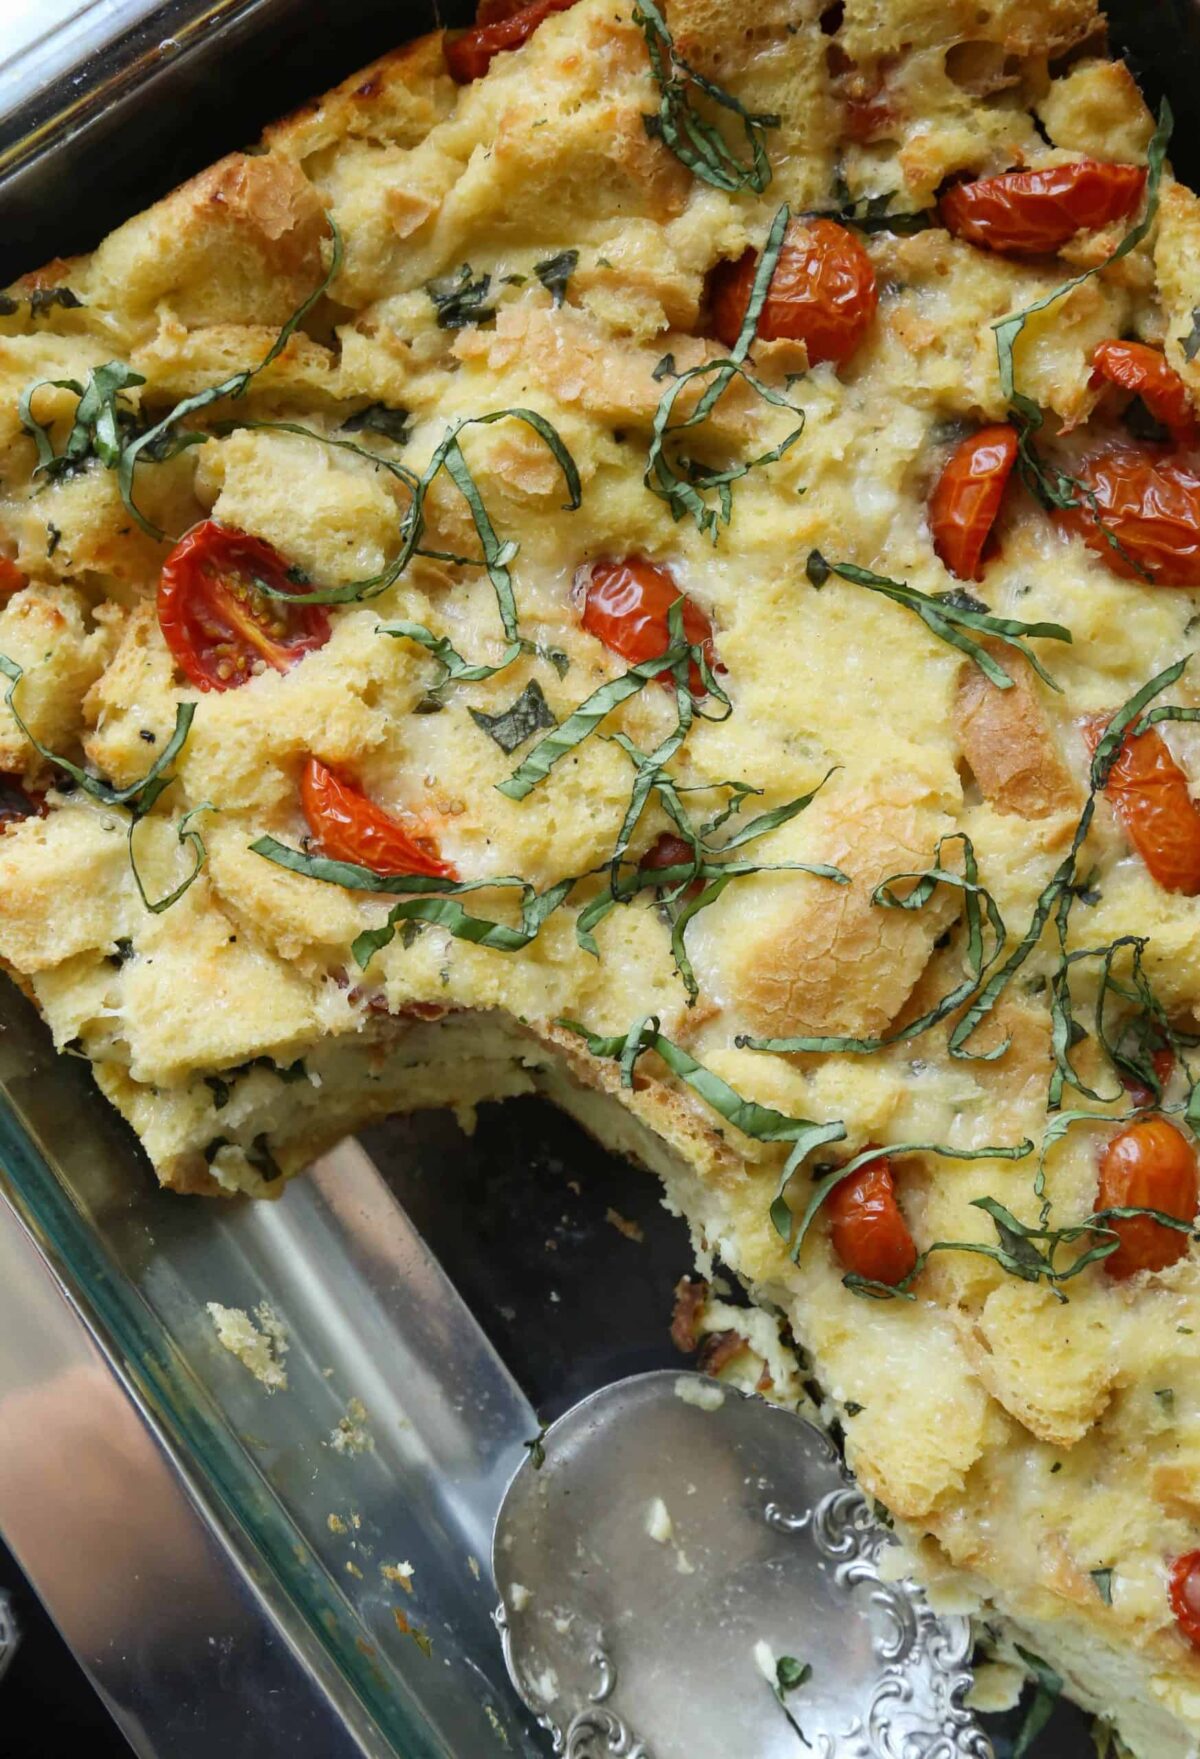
[158,521,330,693]
[582,559,717,696]
[939,159,1147,256]
[827,1152,918,1286]
[1056,446,1200,586]
[1083,713,1200,895]
[1091,341,1197,444]
[300,757,457,881]
[641,832,704,899]
[0,557,26,596]
[445,0,577,81]
[929,424,1019,580]
[709,218,878,368]
[1096,1117,1198,1279]
[1170,1552,1200,1648]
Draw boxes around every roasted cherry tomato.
[0,774,42,831]
[158,521,330,693]
[640,831,704,900]
[929,424,1018,580]
[827,1151,918,1287]
[0,557,26,596]
[709,218,878,368]
[300,756,457,881]
[1091,341,1198,445]
[1170,1552,1200,1649]
[1083,713,1200,895]
[1096,1116,1198,1279]
[1123,1044,1176,1110]
[581,558,717,696]
[1056,446,1200,586]
[444,0,577,82]
[939,159,1147,256]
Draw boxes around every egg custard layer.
[5,0,1200,1747]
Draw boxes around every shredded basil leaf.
[558,1017,846,1204]
[807,552,1071,692]
[426,264,496,331]
[1013,1646,1063,1759]
[824,190,934,234]
[633,0,778,193]
[646,204,805,540]
[29,287,83,317]
[1181,307,1200,365]
[341,403,411,444]
[470,679,558,753]
[1090,1568,1114,1605]
[376,621,524,692]
[534,250,578,307]
[248,835,576,969]
[0,654,206,909]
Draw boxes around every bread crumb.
[207,1300,289,1392]
[674,1375,725,1411]
[327,1513,348,1535]
[467,1555,481,1580]
[509,1582,532,1611]
[605,1206,644,1243]
[345,1560,363,1579]
[645,1497,673,1543]
[329,1396,372,1456]
[381,1561,414,1594]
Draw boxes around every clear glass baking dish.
[1,0,1198,1754]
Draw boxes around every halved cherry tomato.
[0,557,26,597]
[1124,1044,1176,1110]
[1170,1552,1200,1648]
[1096,1116,1198,1279]
[158,521,330,693]
[827,1151,918,1286]
[1056,446,1200,586]
[709,218,877,368]
[1083,713,1200,895]
[640,832,704,900]
[1091,341,1197,445]
[444,0,578,82]
[581,558,717,696]
[939,160,1147,256]
[929,424,1018,580]
[0,775,42,831]
[300,756,457,880]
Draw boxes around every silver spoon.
[492,1370,991,1759]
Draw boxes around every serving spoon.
[490,1370,991,1758]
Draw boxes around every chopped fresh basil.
[560,1017,846,1211]
[205,1075,232,1111]
[17,217,344,540]
[826,190,933,234]
[534,249,578,307]
[646,205,805,540]
[993,101,1171,577]
[775,1657,810,1693]
[45,521,61,556]
[1013,1646,1063,1759]
[0,653,208,911]
[496,620,694,803]
[341,402,411,444]
[1155,1387,1176,1416]
[426,264,496,330]
[29,287,83,317]
[470,679,558,753]
[377,620,524,692]
[739,831,1005,1056]
[258,408,581,647]
[1181,307,1200,364]
[1090,1566,1114,1604]
[633,0,778,193]
[807,552,1071,692]
[249,835,576,969]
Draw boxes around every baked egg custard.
[4,0,1200,1748]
